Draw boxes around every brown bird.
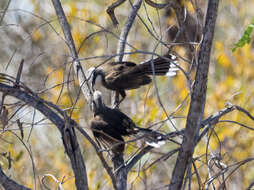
[88,54,178,104]
[90,90,165,157]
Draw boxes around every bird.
[90,90,165,157]
[88,54,178,105]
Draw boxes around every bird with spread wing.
[90,90,165,157]
[87,54,178,105]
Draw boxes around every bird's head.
[88,67,104,91]
[93,90,105,114]
[86,67,96,80]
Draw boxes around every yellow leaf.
[32,30,42,41]
[217,53,231,68]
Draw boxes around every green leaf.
[232,18,254,52]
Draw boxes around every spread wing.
[91,115,125,155]
[100,107,137,136]
[104,61,151,90]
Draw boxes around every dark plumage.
[89,54,178,103]
[90,91,165,157]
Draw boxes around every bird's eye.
[118,65,124,70]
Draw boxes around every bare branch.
[205,158,254,190]
[15,59,24,87]
[51,0,94,110]
[107,0,126,26]
[0,81,89,190]
[145,0,167,9]
[246,180,254,190]
[235,105,254,121]
[116,0,143,62]
[125,146,153,172]
[0,166,31,190]
[198,103,254,143]
[0,0,11,25]
[112,0,143,108]
[106,0,168,26]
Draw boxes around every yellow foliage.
[215,41,223,51]
[2,0,254,189]
[232,147,249,160]
[81,8,88,18]
[149,106,159,121]
[186,1,195,13]
[69,2,77,17]
[218,53,231,68]
[231,0,239,6]
[32,30,42,41]
[73,28,84,49]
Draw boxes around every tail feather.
[138,54,178,76]
[135,127,165,148]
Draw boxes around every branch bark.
[116,0,143,62]
[0,166,31,190]
[168,0,219,189]
[51,0,94,109]
[112,0,143,108]
[111,1,144,189]
[0,81,88,190]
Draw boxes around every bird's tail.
[135,127,165,148]
[138,54,178,76]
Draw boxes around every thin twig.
[0,0,11,25]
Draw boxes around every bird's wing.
[104,107,138,136]
[91,116,125,155]
[105,61,151,90]
[91,116,125,142]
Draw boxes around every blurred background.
[0,0,254,189]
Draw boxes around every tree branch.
[169,0,219,189]
[112,0,143,107]
[116,0,143,62]
[51,0,94,109]
[107,0,126,26]
[125,146,153,172]
[0,80,88,190]
[0,166,31,190]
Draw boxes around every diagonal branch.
[51,1,119,189]
[112,0,143,107]
[51,0,94,109]
[0,166,31,190]
[116,0,143,62]
[125,146,153,172]
[0,81,89,190]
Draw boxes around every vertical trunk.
[113,155,127,190]
[168,0,220,189]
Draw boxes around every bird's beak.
[91,72,97,92]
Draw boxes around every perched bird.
[90,90,165,157]
[88,54,178,104]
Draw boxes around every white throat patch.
[93,90,102,101]
[86,67,95,80]
[95,74,103,84]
